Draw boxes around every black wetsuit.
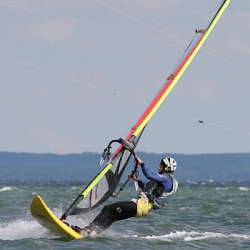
[86,201,137,233]
[79,163,175,235]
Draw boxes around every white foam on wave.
[216,187,228,191]
[184,231,224,241]
[0,205,89,240]
[0,187,13,192]
[186,180,198,185]
[239,187,249,191]
[137,230,250,242]
[140,231,199,241]
[184,231,250,241]
[0,219,52,240]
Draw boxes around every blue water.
[0,181,250,249]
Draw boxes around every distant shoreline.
[0,152,250,181]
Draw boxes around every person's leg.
[73,201,137,235]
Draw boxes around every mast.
[61,0,230,220]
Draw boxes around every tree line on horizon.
[0,151,249,181]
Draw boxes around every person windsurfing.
[71,155,178,236]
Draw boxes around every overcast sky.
[0,0,249,155]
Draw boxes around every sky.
[0,0,250,155]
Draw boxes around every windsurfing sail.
[61,0,230,220]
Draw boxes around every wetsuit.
[75,163,178,235]
[138,163,178,210]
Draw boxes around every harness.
[132,173,178,217]
[143,173,178,209]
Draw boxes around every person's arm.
[134,155,164,182]
[128,173,145,189]
[141,163,165,182]
[134,156,173,192]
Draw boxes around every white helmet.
[161,157,177,172]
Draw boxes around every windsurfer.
[71,156,178,236]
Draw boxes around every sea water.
[0,180,249,250]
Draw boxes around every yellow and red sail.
[61,0,230,220]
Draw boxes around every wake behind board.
[30,195,84,240]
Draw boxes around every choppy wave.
[0,219,50,240]
[0,186,13,192]
[136,230,250,241]
[0,206,87,241]
[0,181,250,249]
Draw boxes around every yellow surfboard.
[30,195,84,240]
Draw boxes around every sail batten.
[61,0,230,220]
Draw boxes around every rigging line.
[92,0,183,44]
[0,3,184,45]
[171,0,244,68]
[0,2,245,68]
[1,52,249,137]
[122,0,244,68]
[92,0,243,68]
[123,0,185,44]
[0,52,141,99]
[173,0,208,18]
[90,0,247,68]
[124,0,244,69]
[174,0,250,43]
[158,108,250,136]
[219,23,250,44]
[200,48,245,69]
